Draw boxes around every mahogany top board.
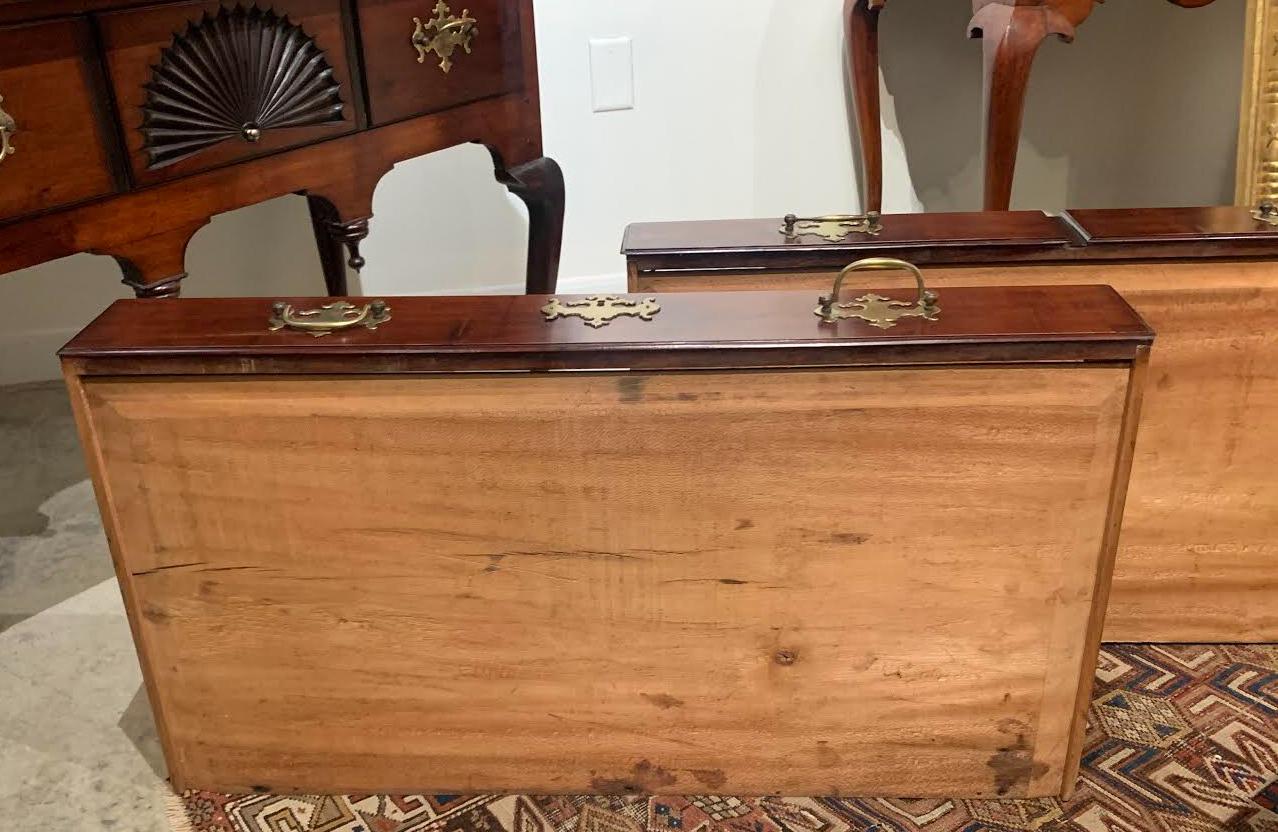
[1067,206,1278,245]
[61,288,1152,375]
[623,206,1278,272]
[622,211,1072,270]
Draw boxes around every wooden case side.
[59,359,189,792]
[1058,346,1152,798]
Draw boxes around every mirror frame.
[1237,0,1278,205]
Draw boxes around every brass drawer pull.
[816,257,939,329]
[781,211,883,242]
[412,1,478,73]
[0,95,16,166]
[269,300,391,337]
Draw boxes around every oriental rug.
[166,644,1278,832]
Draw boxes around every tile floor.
[1,380,171,829]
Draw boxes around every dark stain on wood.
[815,741,842,768]
[829,532,870,545]
[641,692,685,710]
[690,768,727,789]
[484,554,505,573]
[988,720,1048,795]
[735,518,754,530]
[719,578,748,585]
[617,376,647,403]
[590,760,678,794]
[141,603,171,624]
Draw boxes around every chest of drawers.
[0,0,563,297]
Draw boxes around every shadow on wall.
[875,0,1245,212]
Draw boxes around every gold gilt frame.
[1237,0,1278,204]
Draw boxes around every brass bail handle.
[819,258,935,318]
[268,300,392,337]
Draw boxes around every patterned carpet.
[168,644,1278,832]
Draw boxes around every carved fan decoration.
[141,4,345,169]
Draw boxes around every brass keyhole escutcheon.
[0,95,16,166]
[412,1,478,73]
[541,296,662,328]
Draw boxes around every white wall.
[0,0,1246,384]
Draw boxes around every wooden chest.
[624,206,1278,644]
[62,286,1152,799]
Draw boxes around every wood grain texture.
[1059,345,1150,798]
[359,0,525,125]
[635,261,1278,643]
[76,365,1132,797]
[0,17,121,221]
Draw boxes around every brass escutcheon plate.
[412,1,477,72]
[541,296,661,328]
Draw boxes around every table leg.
[306,195,371,297]
[499,156,565,295]
[107,222,209,299]
[306,196,354,296]
[845,0,886,214]
[969,0,1096,210]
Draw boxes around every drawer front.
[359,0,527,125]
[98,0,360,185]
[0,19,120,222]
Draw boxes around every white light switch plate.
[589,37,634,112]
